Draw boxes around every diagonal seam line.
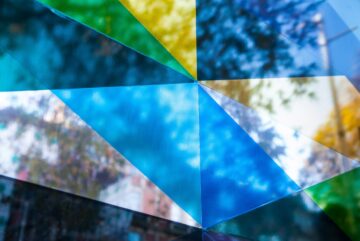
[199,81,359,163]
[198,84,302,226]
[35,0,194,81]
[118,0,197,79]
[200,83,359,189]
[50,89,201,227]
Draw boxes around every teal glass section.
[0,51,39,91]
[54,83,201,223]
[198,86,299,228]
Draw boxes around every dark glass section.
[210,191,351,241]
[307,167,360,240]
[172,230,203,241]
[0,175,199,241]
[0,0,192,91]
[203,231,252,241]
[172,230,253,241]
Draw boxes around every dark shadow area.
[0,175,200,241]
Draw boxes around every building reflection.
[0,90,196,226]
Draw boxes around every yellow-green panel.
[119,0,197,79]
[37,0,192,79]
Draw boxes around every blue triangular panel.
[53,83,201,223]
[198,86,300,228]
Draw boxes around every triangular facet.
[198,85,299,228]
[201,77,360,160]
[0,89,198,226]
[327,0,360,40]
[209,190,351,240]
[306,167,360,241]
[36,0,191,78]
[54,84,202,224]
[119,0,197,79]
[0,51,39,91]
[0,0,192,91]
[202,84,359,188]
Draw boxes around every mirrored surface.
[196,0,360,89]
[55,84,202,224]
[119,0,197,78]
[0,90,197,226]
[202,85,359,188]
[37,0,190,77]
[202,77,360,160]
[0,0,192,91]
[307,167,360,240]
[199,86,299,228]
[210,190,351,241]
[0,175,199,241]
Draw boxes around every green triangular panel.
[306,167,360,240]
[37,0,192,79]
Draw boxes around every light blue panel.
[198,86,300,228]
[53,83,201,223]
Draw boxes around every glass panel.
[199,86,299,228]
[37,0,191,77]
[307,167,360,240]
[0,0,192,91]
[0,175,199,241]
[196,0,360,90]
[0,90,197,226]
[210,190,351,241]
[54,83,202,224]
[202,84,359,188]
[202,77,360,159]
[119,0,197,78]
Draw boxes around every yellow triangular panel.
[119,0,197,79]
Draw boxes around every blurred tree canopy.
[314,87,360,160]
[0,94,126,198]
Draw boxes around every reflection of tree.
[0,0,187,90]
[197,0,322,80]
[0,94,126,198]
[209,91,286,161]
[306,168,360,240]
[119,0,197,78]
